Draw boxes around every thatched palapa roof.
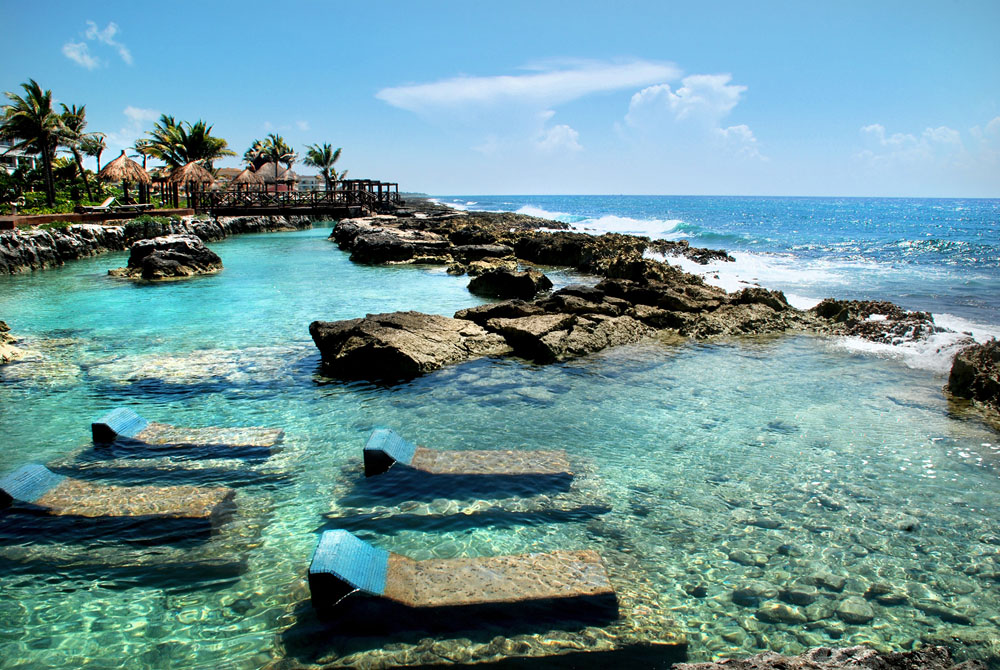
[257,162,299,183]
[231,168,265,186]
[168,161,215,184]
[99,151,152,184]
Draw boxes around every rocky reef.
[946,339,1000,412]
[315,209,955,381]
[108,234,223,280]
[674,645,985,669]
[0,215,315,275]
[0,320,22,364]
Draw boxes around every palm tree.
[0,79,61,206]
[260,133,296,190]
[144,114,234,169]
[58,103,96,201]
[131,139,154,170]
[243,138,266,170]
[303,143,342,191]
[80,134,106,196]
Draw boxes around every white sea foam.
[515,205,573,221]
[571,215,685,238]
[828,330,977,375]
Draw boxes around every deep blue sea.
[1,196,999,668]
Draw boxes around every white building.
[298,174,325,191]
[0,140,40,174]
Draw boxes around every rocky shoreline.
[0,214,317,275]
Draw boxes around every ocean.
[0,196,998,668]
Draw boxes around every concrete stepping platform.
[308,530,617,619]
[363,428,572,478]
[91,407,283,459]
[0,463,234,523]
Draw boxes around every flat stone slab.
[308,530,616,613]
[385,549,612,608]
[1,464,233,520]
[92,407,283,456]
[363,428,571,477]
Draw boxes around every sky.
[2,1,999,197]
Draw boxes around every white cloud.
[856,118,1000,193]
[296,120,310,131]
[536,124,583,154]
[377,60,680,112]
[625,74,747,127]
[62,42,99,70]
[85,21,132,65]
[623,73,761,159]
[102,106,160,161]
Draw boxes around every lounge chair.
[74,196,116,213]
[363,428,571,477]
[308,530,618,619]
[0,463,234,522]
[92,407,283,458]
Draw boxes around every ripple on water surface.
[1,228,999,668]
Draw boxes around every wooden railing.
[190,180,401,213]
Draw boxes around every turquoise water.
[2,224,1000,668]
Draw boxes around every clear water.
[1,216,999,669]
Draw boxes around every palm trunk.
[95,150,103,196]
[72,148,94,201]
[40,140,56,207]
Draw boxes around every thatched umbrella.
[231,167,265,192]
[257,161,298,192]
[98,150,152,204]
[168,161,215,209]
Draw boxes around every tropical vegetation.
[1,77,350,216]
[304,143,343,191]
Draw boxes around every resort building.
[0,139,40,174]
[298,174,324,191]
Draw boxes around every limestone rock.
[835,596,875,624]
[309,311,511,381]
[755,601,808,624]
[486,314,653,363]
[674,645,985,670]
[109,234,222,280]
[946,339,1000,411]
[0,320,23,364]
[467,269,553,299]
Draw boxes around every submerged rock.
[835,596,875,624]
[674,645,986,669]
[109,234,223,280]
[946,339,1000,412]
[309,311,511,380]
[0,320,23,364]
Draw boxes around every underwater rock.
[864,583,908,606]
[733,580,780,606]
[0,320,23,364]
[835,596,875,624]
[755,601,808,624]
[729,550,769,567]
[811,571,847,592]
[946,339,1000,412]
[781,582,820,606]
[674,645,986,669]
[468,268,553,299]
[109,234,222,280]
[309,311,511,381]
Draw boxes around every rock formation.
[309,311,511,380]
[946,339,1000,411]
[467,268,553,299]
[109,234,223,280]
[674,645,985,670]
[0,320,22,364]
[0,215,315,275]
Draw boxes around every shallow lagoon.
[1,226,999,668]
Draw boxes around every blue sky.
[3,1,999,196]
